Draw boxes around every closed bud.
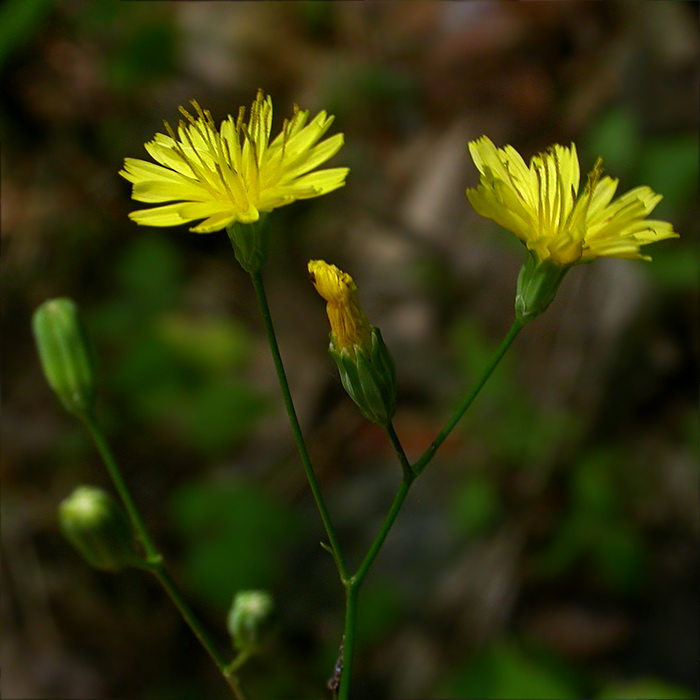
[515,252,569,323]
[227,590,275,655]
[226,215,269,273]
[59,486,141,572]
[308,260,397,426]
[32,298,95,417]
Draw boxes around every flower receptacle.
[515,253,569,323]
[227,215,269,274]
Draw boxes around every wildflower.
[309,260,396,425]
[466,136,678,320]
[120,90,348,234]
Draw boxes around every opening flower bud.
[32,298,95,417]
[59,486,142,572]
[227,590,275,655]
[308,260,396,425]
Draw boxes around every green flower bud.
[515,252,569,323]
[227,590,275,655]
[330,327,396,426]
[308,260,397,426]
[32,298,95,417]
[226,215,269,273]
[59,486,141,572]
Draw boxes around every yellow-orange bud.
[308,260,372,354]
[308,260,396,425]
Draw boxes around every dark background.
[2,1,698,698]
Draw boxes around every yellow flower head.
[120,90,349,234]
[466,136,678,266]
[308,260,372,353]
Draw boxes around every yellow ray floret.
[308,260,372,353]
[466,136,678,266]
[120,90,349,233]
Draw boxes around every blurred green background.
[2,1,698,698]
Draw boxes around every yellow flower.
[120,90,349,234]
[466,136,678,266]
[308,260,372,353]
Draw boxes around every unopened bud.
[59,486,141,572]
[227,590,275,655]
[32,298,95,417]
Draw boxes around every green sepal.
[32,298,95,418]
[226,215,269,274]
[515,252,569,323]
[227,590,275,655]
[329,327,397,426]
[59,486,142,572]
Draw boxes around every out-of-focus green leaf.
[170,480,300,610]
[158,314,251,374]
[592,522,646,592]
[355,581,404,643]
[647,245,698,292]
[533,446,646,591]
[437,640,581,699]
[596,677,697,700]
[585,107,640,176]
[180,381,265,454]
[105,21,176,91]
[0,0,51,68]
[115,234,184,317]
[450,473,502,537]
[637,134,699,216]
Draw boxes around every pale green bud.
[32,298,95,417]
[515,253,569,323]
[227,590,275,655]
[59,486,141,572]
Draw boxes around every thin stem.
[82,414,160,562]
[223,650,252,700]
[249,271,348,580]
[413,319,523,476]
[150,563,235,687]
[354,475,412,587]
[385,420,414,481]
[337,317,523,697]
[337,584,359,700]
[339,422,415,700]
[81,414,237,695]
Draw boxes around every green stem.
[82,414,159,561]
[338,583,359,700]
[249,271,348,580]
[81,414,237,695]
[338,422,415,700]
[223,650,251,700]
[337,317,523,697]
[413,318,523,475]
